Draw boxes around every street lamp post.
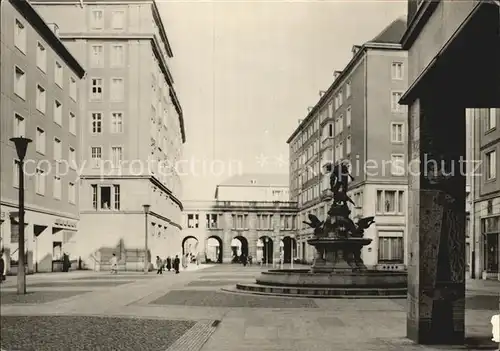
[142,204,150,274]
[10,137,32,295]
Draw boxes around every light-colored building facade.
[287,18,409,268]
[184,174,298,264]
[214,173,290,202]
[183,200,298,264]
[32,0,186,271]
[470,107,500,280]
[0,0,85,273]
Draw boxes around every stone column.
[407,97,466,345]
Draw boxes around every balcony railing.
[213,200,298,209]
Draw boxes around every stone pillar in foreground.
[407,97,466,345]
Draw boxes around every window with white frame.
[53,175,62,199]
[187,214,199,228]
[111,44,124,67]
[90,9,104,29]
[378,234,404,263]
[391,92,404,112]
[36,127,46,154]
[346,135,351,155]
[91,184,120,210]
[53,138,62,161]
[36,85,46,113]
[346,81,351,98]
[55,61,63,87]
[205,214,219,229]
[338,90,343,106]
[91,146,102,168]
[91,112,102,133]
[14,113,25,137]
[13,160,20,188]
[69,147,76,169]
[69,112,76,135]
[111,11,125,29]
[338,115,344,134]
[390,154,405,176]
[70,77,77,101]
[111,146,123,167]
[231,214,248,229]
[36,42,47,72]
[14,66,26,99]
[376,190,404,214]
[486,150,497,180]
[54,100,62,125]
[90,45,104,67]
[338,142,344,160]
[111,112,123,133]
[36,168,45,195]
[91,78,103,100]
[391,122,404,143]
[68,182,76,204]
[346,106,351,127]
[14,19,27,53]
[391,62,403,80]
[485,108,497,131]
[110,78,124,101]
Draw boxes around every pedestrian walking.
[0,249,5,283]
[110,253,118,274]
[173,255,180,274]
[166,256,172,272]
[156,256,163,274]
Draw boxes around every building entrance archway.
[182,236,198,256]
[231,236,249,263]
[206,236,223,263]
[282,236,297,264]
[258,236,273,264]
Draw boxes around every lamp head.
[10,137,32,161]
[143,204,151,214]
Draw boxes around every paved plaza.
[1,264,499,351]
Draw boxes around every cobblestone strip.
[165,320,219,351]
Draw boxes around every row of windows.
[90,112,123,134]
[13,114,77,162]
[90,146,123,167]
[90,44,125,67]
[90,77,124,101]
[186,213,297,230]
[14,20,78,100]
[13,163,76,204]
[89,9,125,30]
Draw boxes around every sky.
[159,0,407,200]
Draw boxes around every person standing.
[166,256,172,272]
[156,256,163,274]
[0,249,5,283]
[173,255,180,274]
[110,253,118,274]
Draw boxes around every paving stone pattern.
[151,290,318,308]
[71,275,157,280]
[28,281,133,288]
[0,291,90,305]
[0,316,196,351]
[165,320,219,351]
[187,280,240,287]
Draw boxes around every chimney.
[333,71,342,79]
[298,119,303,125]
[319,90,326,97]
[307,106,313,112]
[352,45,361,56]
[47,23,60,37]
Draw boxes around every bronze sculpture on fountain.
[303,161,376,272]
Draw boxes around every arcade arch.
[182,236,199,256]
[231,236,249,263]
[282,236,297,263]
[258,236,273,264]
[206,235,223,263]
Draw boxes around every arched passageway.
[231,236,249,263]
[182,236,198,256]
[206,236,223,263]
[258,236,273,264]
[282,236,297,263]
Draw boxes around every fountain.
[231,162,407,298]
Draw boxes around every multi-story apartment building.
[0,0,85,273]
[471,107,500,280]
[32,0,186,271]
[214,173,290,202]
[183,174,298,264]
[287,18,408,268]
